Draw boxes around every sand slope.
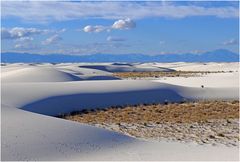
[1,67,82,82]
[2,80,238,116]
[79,64,174,72]
[1,63,239,161]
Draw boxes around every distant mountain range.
[1,49,239,63]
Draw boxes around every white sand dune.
[1,67,82,82]
[1,63,239,161]
[1,66,121,82]
[79,64,174,72]
[3,104,238,161]
[155,72,239,88]
[152,62,239,72]
[56,65,121,80]
[2,80,238,116]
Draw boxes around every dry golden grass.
[60,100,239,124]
[113,71,229,78]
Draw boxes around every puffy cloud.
[42,34,62,45]
[13,35,34,50]
[17,37,34,42]
[83,25,106,33]
[1,27,49,40]
[112,18,136,30]
[14,43,27,49]
[10,43,46,53]
[83,18,135,33]
[2,27,64,51]
[107,36,125,42]
[14,42,39,50]
[222,38,238,45]
[1,27,65,40]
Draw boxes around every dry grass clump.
[60,100,239,124]
[60,100,239,146]
[113,71,227,79]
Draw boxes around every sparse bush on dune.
[113,71,223,79]
[61,100,239,124]
[58,98,239,147]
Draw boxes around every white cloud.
[13,35,34,50]
[17,37,34,42]
[112,18,136,30]
[1,2,238,23]
[222,38,238,45]
[13,36,34,50]
[1,27,48,39]
[42,34,62,45]
[83,18,136,33]
[107,36,126,42]
[83,25,106,33]
[14,44,27,49]
[1,27,66,41]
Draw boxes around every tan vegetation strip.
[113,71,233,78]
[60,100,239,147]
[60,100,239,124]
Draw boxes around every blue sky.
[1,1,239,55]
